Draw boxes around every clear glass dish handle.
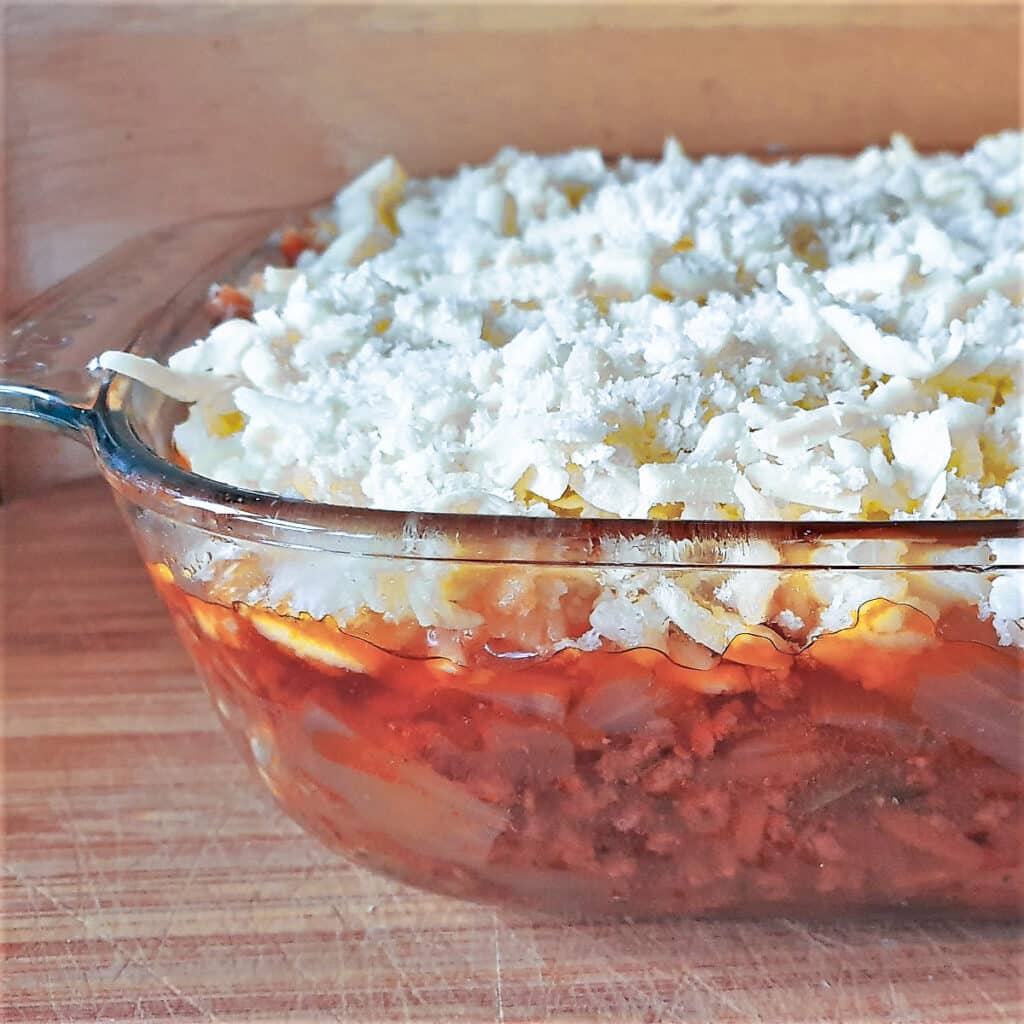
[1,207,297,441]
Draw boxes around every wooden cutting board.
[2,476,1022,1023]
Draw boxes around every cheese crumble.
[102,134,1022,523]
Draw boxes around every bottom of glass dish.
[152,565,1023,918]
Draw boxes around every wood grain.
[2,475,1022,1023]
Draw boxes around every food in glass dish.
[81,133,1024,915]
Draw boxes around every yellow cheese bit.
[604,408,674,465]
[547,487,586,516]
[788,224,828,271]
[211,411,245,437]
[648,502,685,520]
[561,182,590,210]
[501,193,519,236]
[377,167,407,234]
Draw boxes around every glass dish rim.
[92,376,1024,570]
[57,192,1016,570]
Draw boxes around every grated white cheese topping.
[102,134,1023,523]
[98,135,1024,652]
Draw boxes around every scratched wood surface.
[2,476,1022,1023]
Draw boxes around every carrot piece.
[280,227,312,266]
[205,283,254,323]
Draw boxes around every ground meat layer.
[156,570,1023,919]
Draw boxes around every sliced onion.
[483,721,576,784]
[791,763,891,817]
[571,676,667,736]
[719,725,815,762]
[912,650,1024,775]
[292,703,508,868]
[810,681,925,748]
[874,808,987,870]
[704,726,822,784]
[486,688,568,724]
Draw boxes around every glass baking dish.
[3,207,1021,920]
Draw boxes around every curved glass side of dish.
[100,357,1024,918]
[1,207,304,438]
[141,542,1023,919]
[2,215,1022,919]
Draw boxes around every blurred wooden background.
[4,2,1020,498]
